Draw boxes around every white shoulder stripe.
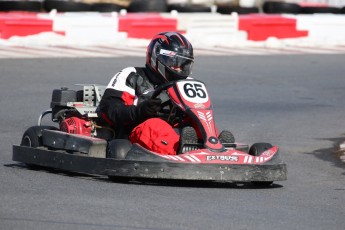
[107,67,136,96]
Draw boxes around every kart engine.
[60,116,92,136]
[50,87,115,140]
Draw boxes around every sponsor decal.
[160,49,176,56]
[111,72,121,87]
[84,110,96,114]
[194,103,205,109]
[206,155,239,162]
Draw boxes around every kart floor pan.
[13,145,287,182]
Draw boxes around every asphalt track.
[1,54,345,230]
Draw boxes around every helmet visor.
[159,49,194,79]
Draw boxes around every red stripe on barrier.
[0,12,313,42]
[0,12,38,33]
[1,19,53,39]
[118,13,178,39]
[238,14,308,41]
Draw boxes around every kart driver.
[97,32,230,155]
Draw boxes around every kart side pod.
[42,129,107,158]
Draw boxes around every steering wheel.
[150,81,175,99]
[150,81,177,123]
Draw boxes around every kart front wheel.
[218,130,235,143]
[107,139,133,182]
[107,139,132,159]
[249,143,274,186]
[248,143,273,157]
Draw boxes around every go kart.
[12,79,287,185]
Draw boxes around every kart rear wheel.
[249,143,274,186]
[21,126,58,148]
[20,126,58,168]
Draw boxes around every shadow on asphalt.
[309,136,345,175]
[4,163,283,190]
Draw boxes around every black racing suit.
[97,65,169,139]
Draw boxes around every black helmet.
[146,32,194,82]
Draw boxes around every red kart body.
[157,147,278,165]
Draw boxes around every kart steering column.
[186,108,225,152]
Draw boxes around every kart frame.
[13,144,287,182]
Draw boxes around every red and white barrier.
[286,14,345,44]
[0,11,344,47]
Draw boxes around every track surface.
[1,44,345,58]
[1,54,345,230]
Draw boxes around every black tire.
[0,1,42,12]
[107,139,132,159]
[218,130,235,143]
[90,3,123,12]
[248,143,274,186]
[107,139,132,183]
[128,0,167,12]
[340,7,345,14]
[248,143,273,157]
[20,126,58,169]
[249,143,273,187]
[300,6,340,14]
[262,1,301,14]
[217,6,259,14]
[21,126,58,148]
[168,4,211,13]
[43,0,91,12]
[233,7,259,14]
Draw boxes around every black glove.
[137,98,162,120]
